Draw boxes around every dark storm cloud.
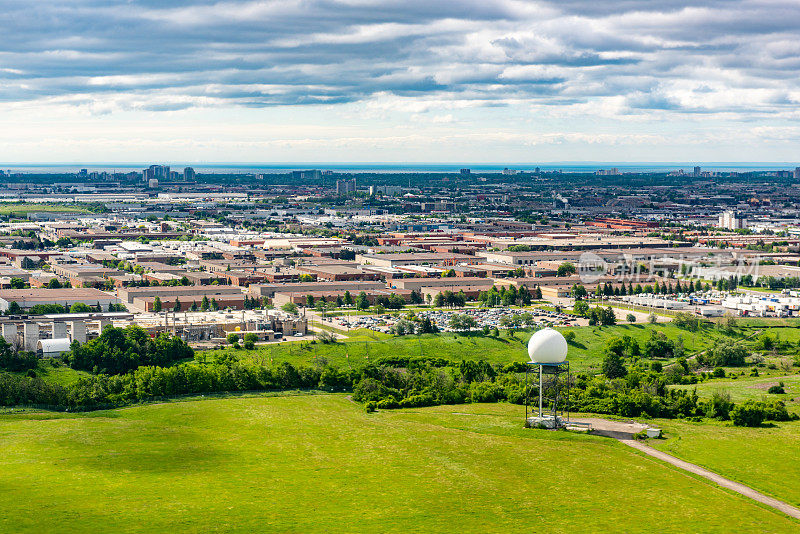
[0,0,798,114]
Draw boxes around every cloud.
[0,0,797,121]
[1,0,800,163]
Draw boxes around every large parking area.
[330,307,577,333]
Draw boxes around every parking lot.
[328,307,578,334]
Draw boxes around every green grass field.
[650,417,800,508]
[0,395,797,532]
[672,369,800,407]
[13,361,91,387]
[0,202,90,216]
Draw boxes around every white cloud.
[1,0,800,161]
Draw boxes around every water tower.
[525,328,570,429]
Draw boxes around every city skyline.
[2,0,800,163]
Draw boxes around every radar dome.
[527,328,568,364]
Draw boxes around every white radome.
[527,328,568,364]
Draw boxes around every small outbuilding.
[37,338,72,358]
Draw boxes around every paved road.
[573,417,800,520]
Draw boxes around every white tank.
[527,327,568,364]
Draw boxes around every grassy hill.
[0,395,797,532]
[201,323,735,374]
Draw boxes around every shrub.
[731,401,766,427]
[762,400,792,421]
[626,313,636,323]
[243,340,255,350]
[468,382,503,403]
[226,333,239,344]
[705,391,734,420]
[712,367,725,378]
[244,333,258,344]
[376,397,400,409]
[708,340,748,367]
[365,401,376,413]
[563,331,576,343]
[767,383,785,394]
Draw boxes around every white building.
[718,210,747,230]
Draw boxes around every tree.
[9,277,25,289]
[173,298,181,312]
[201,295,210,311]
[425,293,432,305]
[69,302,92,313]
[571,284,587,300]
[602,306,616,325]
[211,298,219,311]
[557,262,576,277]
[602,350,627,379]
[391,319,416,336]
[281,302,299,315]
[152,296,162,313]
[418,317,438,334]
[7,301,21,314]
[244,333,258,344]
[449,314,476,332]
[305,295,315,308]
[573,300,589,316]
[67,325,193,375]
[673,312,700,331]
[47,278,63,289]
[356,291,370,310]
[0,337,37,372]
[626,313,636,323]
[227,333,239,344]
[518,285,531,305]
[645,331,674,359]
[343,290,353,307]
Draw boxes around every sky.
[2,0,800,164]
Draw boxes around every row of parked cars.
[418,308,574,332]
[332,307,575,333]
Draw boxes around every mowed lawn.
[650,417,800,508]
[203,323,732,374]
[0,396,797,533]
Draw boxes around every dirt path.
[572,417,800,520]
